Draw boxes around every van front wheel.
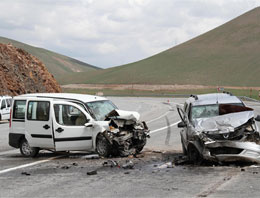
[20,139,39,157]
[96,134,111,157]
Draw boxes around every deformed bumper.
[202,141,260,163]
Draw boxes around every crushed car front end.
[196,111,260,163]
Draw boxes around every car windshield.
[191,104,219,120]
[85,100,117,121]
[191,103,244,121]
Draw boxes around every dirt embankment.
[62,84,260,91]
[0,43,61,95]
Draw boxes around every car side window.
[13,100,26,119]
[54,104,87,126]
[27,101,50,121]
[1,99,6,109]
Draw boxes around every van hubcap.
[97,137,107,155]
[22,141,32,156]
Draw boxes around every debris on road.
[87,170,97,175]
[102,160,119,168]
[122,160,134,169]
[21,172,31,176]
[61,165,70,170]
[152,150,162,153]
[158,162,174,169]
[82,154,100,159]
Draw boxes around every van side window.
[1,99,6,109]
[13,100,26,119]
[6,99,12,107]
[27,101,50,121]
[54,104,87,126]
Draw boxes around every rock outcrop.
[0,43,61,96]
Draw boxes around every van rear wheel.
[20,139,39,157]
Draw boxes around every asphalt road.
[1,97,260,198]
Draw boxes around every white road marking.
[0,156,62,175]
[146,111,171,124]
[149,120,180,134]
[0,149,19,156]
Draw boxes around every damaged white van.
[9,93,149,157]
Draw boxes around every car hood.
[194,110,254,133]
[106,109,140,122]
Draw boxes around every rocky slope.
[0,43,61,96]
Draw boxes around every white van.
[0,96,12,121]
[9,93,149,157]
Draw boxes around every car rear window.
[13,100,26,119]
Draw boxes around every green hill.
[61,7,260,87]
[0,36,100,82]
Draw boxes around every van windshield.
[85,100,117,121]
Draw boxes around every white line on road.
[146,111,171,124]
[0,149,19,156]
[0,156,63,175]
[149,120,180,134]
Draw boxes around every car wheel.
[19,139,39,157]
[187,144,202,164]
[96,134,111,157]
[136,145,144,154]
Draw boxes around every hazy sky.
[0,0,259,68]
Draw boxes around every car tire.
[19,138,39,157]
[187,144,202,164]
[96,134,111,157]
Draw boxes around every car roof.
[187,93,243,106]
[14,93,107,103]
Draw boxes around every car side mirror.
[177,121,186,128]
[1,106,5,110]
[85,123,93,128]
[255,115,260,122]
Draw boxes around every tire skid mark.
[196,169,240,197]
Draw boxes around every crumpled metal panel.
[194,111,254,133]
[106,109,140,122]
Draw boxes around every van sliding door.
[25,100,55,149]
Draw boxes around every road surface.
[0,97,260,197]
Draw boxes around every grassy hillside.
[0,36,100,82]
[61,7,260,87]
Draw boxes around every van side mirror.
[177,121,186,128]
[255,115,260,122]
[85,123,93,128]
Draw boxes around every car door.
[1,98,9,120]
[177,104,191,148]
[25,99,55,149]
[52,101,94,151]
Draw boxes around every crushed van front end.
[98,109,150,157]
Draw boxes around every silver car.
[177,93,260,164]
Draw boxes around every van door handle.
[55,127,64,133]
[43,124,50,130]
